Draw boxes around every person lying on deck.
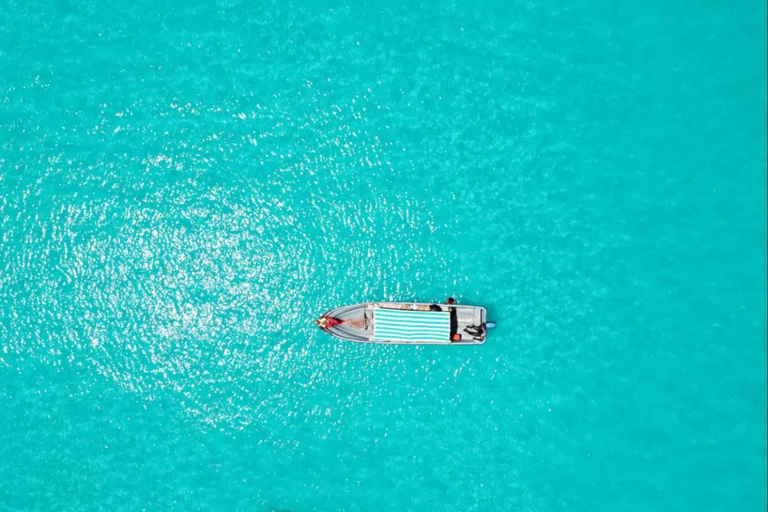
[315,316,343,329]
[315,315,366,329]
[463,325,485,337]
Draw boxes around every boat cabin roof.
[372,308,451,342]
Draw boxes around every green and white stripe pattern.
[372,308,450,342]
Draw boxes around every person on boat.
[315,315,367,329]
[315,316,343,329]
[429,304,443,312]
[464,324,485,338]
[446,297,456,305]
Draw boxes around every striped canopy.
[372,308,451,342]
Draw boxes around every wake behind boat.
[315,301,493,345]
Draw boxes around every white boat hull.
[317,302,488,345]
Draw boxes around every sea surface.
[0,1,766,511]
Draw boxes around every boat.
[315,302,492,345]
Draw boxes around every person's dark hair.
[429,304,442,311]
[446,297,456,305]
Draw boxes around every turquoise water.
[1,1,766,510]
